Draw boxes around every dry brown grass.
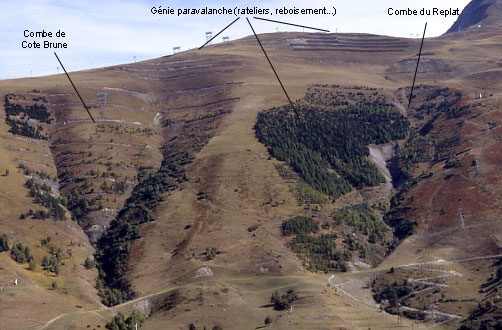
[0,27,501,329]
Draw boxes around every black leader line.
[199,17,240,50]
[54,52,95,123]
[253,16,329,32]
[246,18,298,115]
[408,22,427,109]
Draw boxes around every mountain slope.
[446,0,502,33]
[0,5,501,329]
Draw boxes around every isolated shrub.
[368,233,377,244]
[0,233,9,251]
[54,263,61,275]
[84,257,95,269]
[264,315,272,324]
[41,255,50,267]
[28,257,36,270]
[496,266,502,281]
[270,291,288,310]
[205,247,217,261]
[444,156,460,168]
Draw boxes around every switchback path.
[44,253,502,328]
[327,254,502,319]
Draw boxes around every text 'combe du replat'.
[388,7,460,17]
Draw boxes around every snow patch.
[368,143,394,197]
[194,266,213,278]
[154,112,162,126]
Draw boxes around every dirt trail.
[327,253,502,326]
[400,306,462,320]
[40,284,177,329]
[52,118,149,128]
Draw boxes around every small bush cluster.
[22,178,65,220]
[11,242,33,264]
[105,310,144,330]
[372,279,412,307]
[282,216,349,272]
[4,94,51,139]
[270,290,297,311]
[282,216,319,236]
[332,204,386,241]
[290,233,348,272]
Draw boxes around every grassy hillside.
[0,24,501,329]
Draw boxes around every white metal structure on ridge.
[206,31,213,44]
[97,93,107,107]
[430,304,437,319]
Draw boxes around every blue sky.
[0,0,470,79]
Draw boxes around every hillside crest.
[446,0,502,33]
